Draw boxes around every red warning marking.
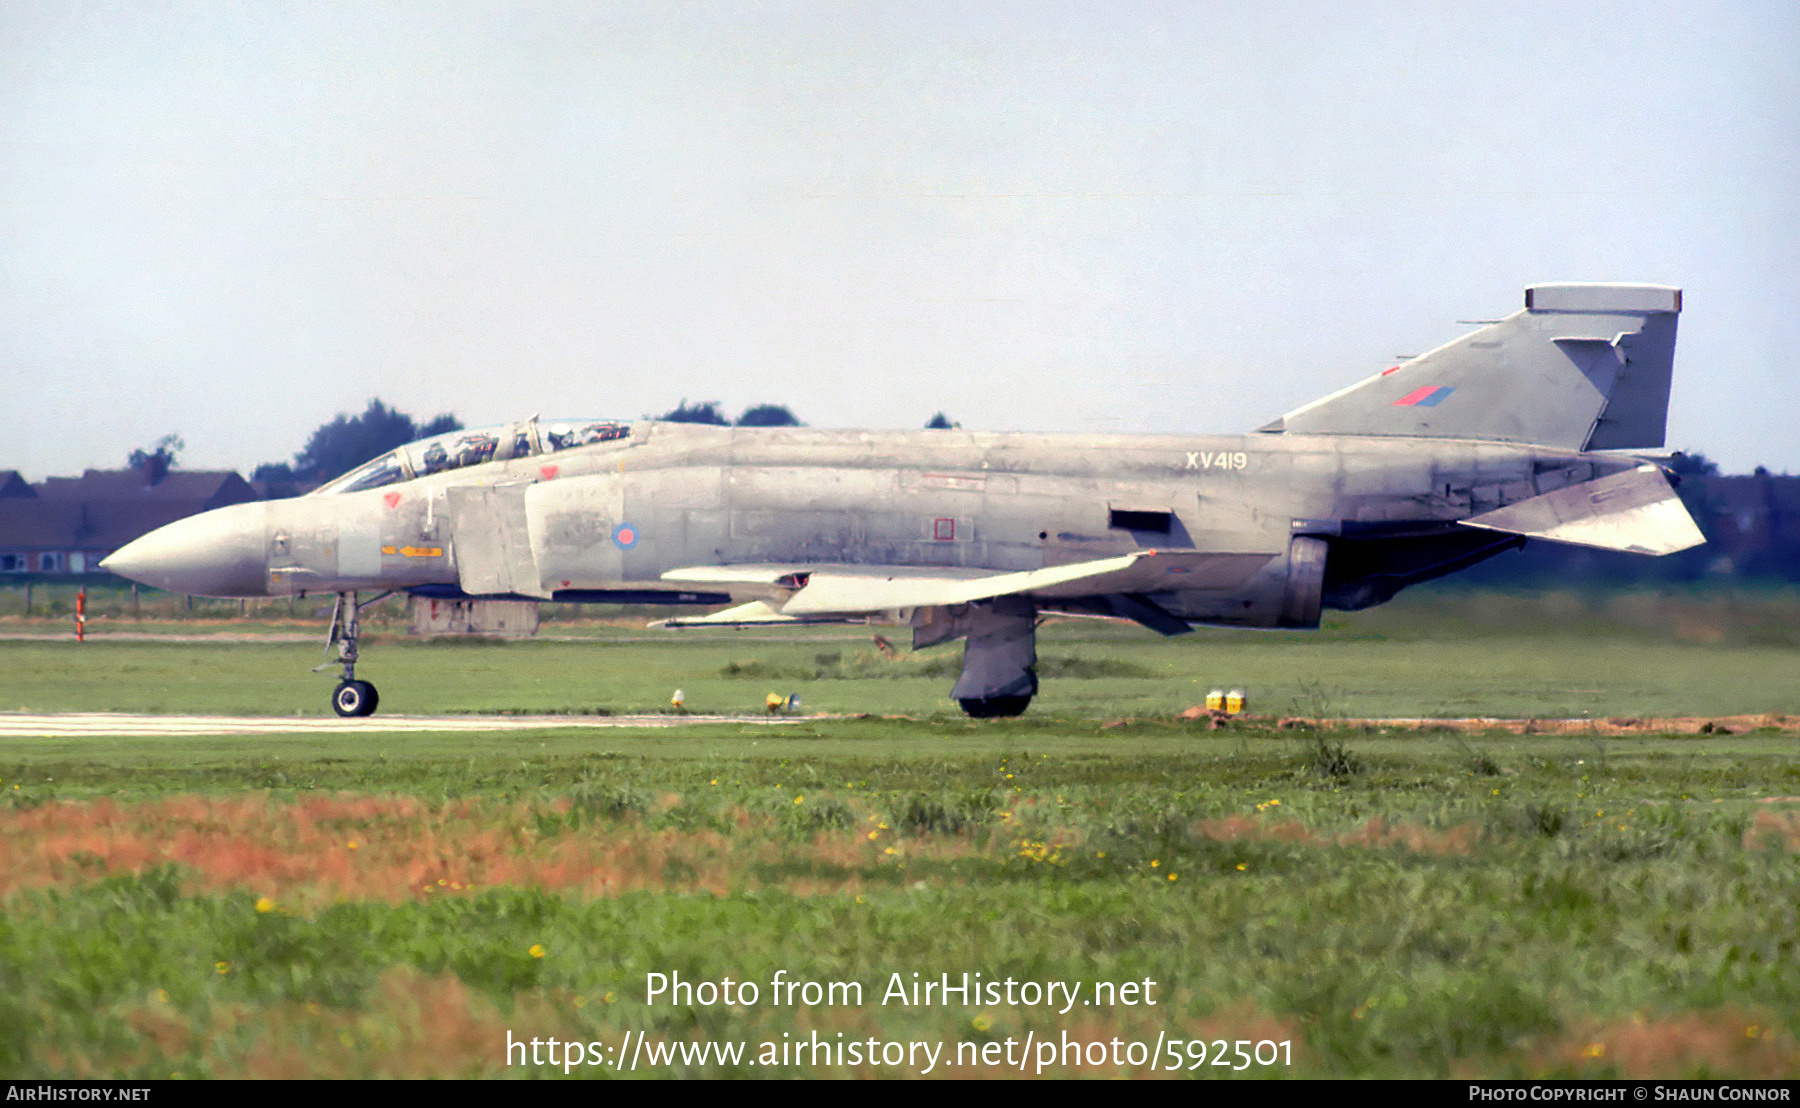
[540,464,559,480]
[383,492,402,509]
[934,517,955,541]
[1381,366,1400,376]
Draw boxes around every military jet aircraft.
[102,283,1703,718]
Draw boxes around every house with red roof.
[0,464,257,577]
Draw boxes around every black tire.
[957,695,1032,718]
[332,680,379,718]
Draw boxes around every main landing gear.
[316,591,385,717]
[915,596,1040,719]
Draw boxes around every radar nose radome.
[100,501,270,598]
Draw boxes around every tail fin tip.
[1524,283,1681,314]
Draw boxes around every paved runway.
[0,712,807,737]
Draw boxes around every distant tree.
[657,400,730,425]
[736,404,803,427]
[127,434,184,484]
[250,461,308,499]
[289,399,462,483]
[1668,451,1720,478]
[925,412,960,430]
[418,413,462,438]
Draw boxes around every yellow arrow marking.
[382,546,443,558]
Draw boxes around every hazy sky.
[4,1,1796,479]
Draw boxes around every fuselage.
[93,283,1696,719]
[102,420,1639,627]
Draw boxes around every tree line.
[197,399,963,494]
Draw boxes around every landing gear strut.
[316,591,383,717]
[948,596,1039,719]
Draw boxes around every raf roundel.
[613,522,640,549]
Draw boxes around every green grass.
[1,614,1794,719]
[0,585,1796,1078]
[4,581,1796,719]
[2,720,1798,1078]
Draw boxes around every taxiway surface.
[0,712,807,737]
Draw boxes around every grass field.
[3,584,1799,720]
[0,585,1796,1078]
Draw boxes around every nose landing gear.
[315,591,385,717]
[332,678,379,717]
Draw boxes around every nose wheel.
[332,679,380,718]
[315,591,386,718]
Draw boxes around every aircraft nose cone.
[101,501,270,598]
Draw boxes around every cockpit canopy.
[313,417,631,496]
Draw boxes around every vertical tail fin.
[1260,284,1681,450]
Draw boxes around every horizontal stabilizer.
[1460,465,1704,555]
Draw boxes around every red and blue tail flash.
[1394,385,1454,407]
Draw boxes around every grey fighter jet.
[102,283,1703,718]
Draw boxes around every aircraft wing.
[662,554,1138,615]
[1459,464,1705,555]
[658,550,1268,620]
